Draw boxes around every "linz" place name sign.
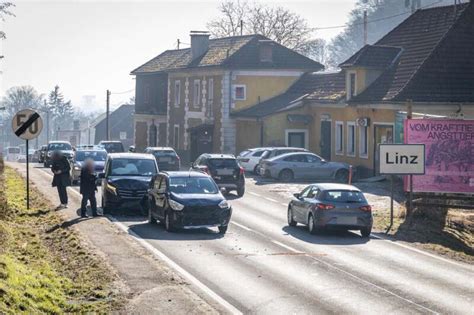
[379,144,425,175]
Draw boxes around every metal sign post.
[379,144,425,233]
[11,109,43,210]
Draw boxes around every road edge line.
[109,217,242,315]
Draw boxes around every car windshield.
[102,143,124,153]
[208,158,238,168]
[110,158,157,176]
[321,190,367,203]
[152,150,176,157]
[48,143,72,151]
[169,177,218,194]
[76,151,107,162]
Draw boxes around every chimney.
[190,31,210,60]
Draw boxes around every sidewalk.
[8,163,221,314]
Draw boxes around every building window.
[119,131,127,140]
[207,78,214,118]
[259,44,273,62]
[335,121,344,155]
[347,72,356,100]
[144,84,150,104]
[193,79,200,107]
[174,80,181,107]
[347,122,356,156]
[233,85,246,101]
[359,125,368,158]
[173,125,180,149]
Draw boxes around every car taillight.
[239,167,244,176]
[359,205,372,212]
[314,203,335,210]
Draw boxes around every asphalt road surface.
[38,165,474,314]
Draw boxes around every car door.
[306,154,333,179]
[293,186,312,222]
[155,176,168,219]
[287,154,308,179]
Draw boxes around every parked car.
[260,152,351,182]
[287,183,372,237]
[144,147,180,171]
[38,145,47,163]
[237,147,271,174]
[30,149,40,162]
[99,153,158,214]
[98,140,125,153]
[70,149,107,184]
[190,154,245,197]
[44,141,74,167]
[148,171,232,234]
[256,147,308,175]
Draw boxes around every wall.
[135,73,168,115]
[235,120,261,154]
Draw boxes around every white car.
[237,148,271,174]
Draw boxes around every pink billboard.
[405,119,474,194]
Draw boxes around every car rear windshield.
[208,158,238,168]
[101,143,124,153]
[48,143,72,151]
[321,190,367,203]
[76,151,107,162]
[169,177,218,194]
[110,158,157,176]
[152,150,177,157]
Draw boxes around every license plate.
[337,217,357,225]
[217,169,233,175]
[159,157,171,162]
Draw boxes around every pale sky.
[1,0,355,112]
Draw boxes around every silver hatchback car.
[287,183,372,237]
[260,152,351,182]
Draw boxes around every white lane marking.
[231,221,252,231]
[371,233,473,270]
[271,240,301,253]
[264,197,278,203]
[110,217,242,315]
[248,191,261,197]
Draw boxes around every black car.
[190,154,245,197]
[148,171,232,234]
[98,141,125,153]
[99,153,158,214]
[38,145,47,163]
[144,147,180,171]
[44,141,75,167]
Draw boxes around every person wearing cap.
[51,151,71,209]
[79,158,99,218]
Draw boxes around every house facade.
[95,104,135,149]
[131,32,323,161]
[233,3,474,177]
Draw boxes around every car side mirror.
[293,193,300,199]
[98,172,105,179]
[220,187,226,194]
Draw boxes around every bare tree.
[0,2,15,39]
[1,86,43,119]
[207,0,327,65]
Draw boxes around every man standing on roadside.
[79,159,98,218]
[51,151,71,209]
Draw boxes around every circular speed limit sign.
[11,108,43,140]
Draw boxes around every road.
[36,165,474,314]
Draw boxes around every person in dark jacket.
[79,159,98,218]
[51,151,71,209]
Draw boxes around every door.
[305,154,332,179]
[320,121,331,161]
[373,124,394,175]
[284,154,307,179]
[293,186,311,222]
[287,132,306,148]
[155,176,168,219]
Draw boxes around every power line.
[110,89,134,95]
[315,0,444,31]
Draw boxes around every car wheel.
[237,185,245,197]
[360,226,372,238]
[101,197,111,215]
[253,165,259,174]
[287,207,297,227]
[165,212,175,232]
[335,169,349,183]
[308,214,318,235]
[279,169,294,182]
[218,225,228,234]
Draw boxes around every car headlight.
[218,200,230,209]
[74,165,81,170]
[47,152,52,157]
[106,182,117,195]
[168,199,184,211]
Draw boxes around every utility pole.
[363,10,368,45]
[106,89,111,141]
[44,100,50,144]
[240,20,244,36]
[177,38,180,49]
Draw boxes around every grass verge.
[0,165,123,313]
